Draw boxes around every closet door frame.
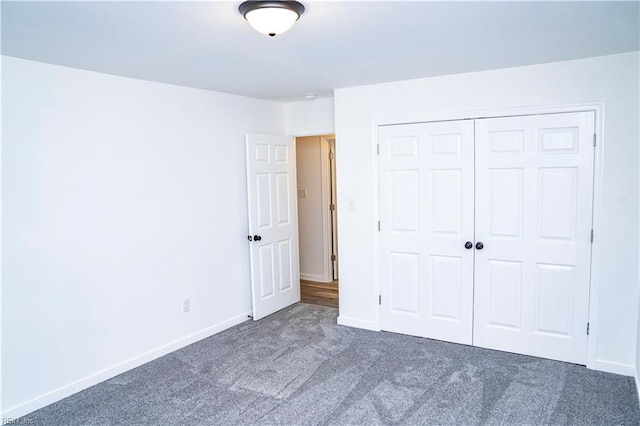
[372,102,606,373]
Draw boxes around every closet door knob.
[476,242,484,250]
[254,235,262,242]
[464,241,473,249]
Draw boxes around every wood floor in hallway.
[300,280,338,308]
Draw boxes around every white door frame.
[318,135,332,282]
[328,137,339,281]
[372,102,607,373]
[320,135,338,282]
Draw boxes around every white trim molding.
[636,368,640,404]
[286,127,336,138]
[320,135,332,283]
[591,359,635,377]
[300,273,326,282]
[585,103,606,373]
[337,315,380,331]
[371,120,382,332]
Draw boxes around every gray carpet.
[23,303,640,425]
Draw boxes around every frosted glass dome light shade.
[239,1,305,37]
[245,8,298,36]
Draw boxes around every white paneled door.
[474,112,595,364]
[379,111,595,364]
[246,133,300,320]
[379,120,475,344]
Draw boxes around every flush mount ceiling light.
[239,1,305,37]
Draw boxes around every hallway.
[300,280,338,308]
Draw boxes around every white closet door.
[473,112,595,364]
[379,121,474,344]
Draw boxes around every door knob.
[247,235,253,241]
[464,241,473,249]
[476,242,484,250]
[253,235,262,241]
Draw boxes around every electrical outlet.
[182,298,190,313]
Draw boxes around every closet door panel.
[379,120,474,344]
[473,112,594,364]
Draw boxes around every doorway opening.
[295,134,339,308]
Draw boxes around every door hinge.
[376,144,380,155]
[591,229,594,243]
[593,134,596,147]
[587,322,590,335]
[330,151,335,160]
[332,254,337,261]
[378,220,381,231]
[379,295,382,305]
[330,204,336,211]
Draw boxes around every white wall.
[296,136,327,282]
[284,97,335,136]
[334,52,640,374]
[1,56,284,417]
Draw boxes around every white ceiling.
[2,1,638,102]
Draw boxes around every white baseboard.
[332,322,638,378]
[300,273,326,282]
[337,315,379,331]
[590,359,635,377]
[1,312,251,420]
[635,367,640,404]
